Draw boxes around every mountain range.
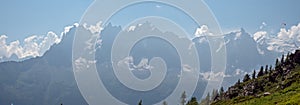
[0,22,294,105]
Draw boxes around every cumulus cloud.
[254,23,300,53]
[253,31,267,41]
[194,25,209,37]
[83,21,103,34]
[277,24,300,41]
[0,23,78,61]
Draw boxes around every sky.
[0,0,93,42]
[1,0,300,41]
[0,0,300,60]
[205,0,300,34]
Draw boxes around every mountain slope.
[0,22,293,105]
[0,26,87,105]
[212,50,300,105]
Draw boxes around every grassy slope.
[213,66,300,105]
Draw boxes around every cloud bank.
[254,23,300,53]
[0,23,78,61]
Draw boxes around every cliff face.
[212,50,300,105]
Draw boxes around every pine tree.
[206,92,210,105]
[199,93,210,105]
[276,58,279,67]
[212,89,218,101]
[252,70,256,79]
[236,79,242,89]
[269,65,273,73]
[258,66,264,77]
[219,87,224,100]
[268,73,275,82]
[162,101,168,105]
[286,52,290,62]
[138,100,142,105]
[186,97,198,105]
[180,91,186,105]
[281,54,285,64]
[265,65,269,74]
[237,79,241,85]
[243,74,251,82]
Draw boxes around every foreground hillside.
[212,67,300,105]
[212,50,300,105]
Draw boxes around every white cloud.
[188,42,195,50]
[194,25,209,37]
[156,5,162,8]
[0,23,78,61]
[199,37,207,43]
[277,24,300,41]
[235,68,248,75]
[117,56,153,71]
[74,57,96,72]
[259,22,267,29]
[235,69,241,75]
[82,21,103,54]
[135,58,153,70]
[83,21,103,34]
[254,23,300,53]
[128,26,136,32]
[234,31,242,40]
[183,64,193,72]
[253,31,267,41]
[257,45,265,55]
[200,71,230,81]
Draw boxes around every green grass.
[213,66,300,105]
[214,80,300,105]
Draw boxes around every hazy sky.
[205,0,300,34]
[0,0,93,42]
[0,0,300,42]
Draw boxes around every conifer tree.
[162,101,168,105]
[276,58,279,67]
[281,54,285,64]
[212,89,218,101]
[180,91,186,105]
[258,66,264,77]
[265,65,269,74]
[237,79,241,85]
[252,70,256,79]
[243,74,251,82]
[186,97,198,105]
[138,100,142,105]
[269,65,273,73]
[199,93,210,105]
[219,87,224,99]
